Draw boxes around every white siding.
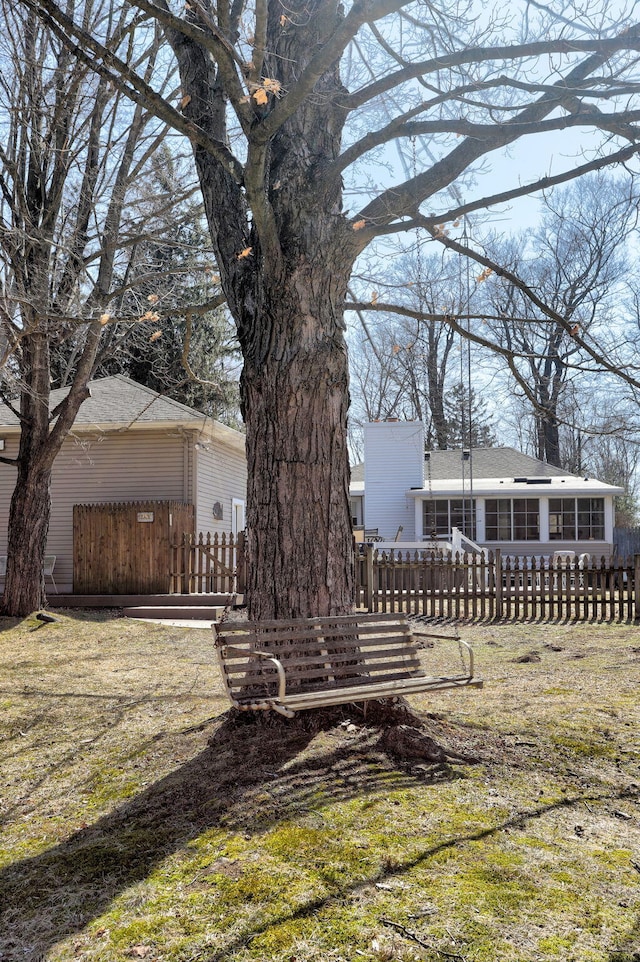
[0,429,188,592]
[0,436,19,565]
[480,540,612,562]
[364,421,424,540]
[195,437,247,537]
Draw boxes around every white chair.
[552,550,576,565]
[577,552,592,588]
[552,550,576,589]
[0,555,57,592]
[44,556,58,593]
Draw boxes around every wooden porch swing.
[214,612,483,717]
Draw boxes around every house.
[350,420,624,560]
[0,376,247,593]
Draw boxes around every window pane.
[423,501,449,537]
[550,498,575,540]
[577,498,604,540]
[485,498,511,540]
[424,499,476,540]
[423,501,438,536]
[451,499,477,540]
[513,499,539,540]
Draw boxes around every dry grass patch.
[0,611,638,962]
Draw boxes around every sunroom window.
[423,499,476,540]
[485,498,540,541]
[549,497,604,541]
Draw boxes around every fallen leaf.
[237,247,253,259]
[129,947,152,959]
[180,94,191,109]
[352,219,366,231]
[149,330,162,342]
[99,312,110,325]
[147,293,159,304]
[253,88,268,105]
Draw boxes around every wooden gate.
[73,501,195,594]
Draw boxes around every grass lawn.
[0,610,638,962]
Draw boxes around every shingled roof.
[0,375,244,448]
[350,446,575,484]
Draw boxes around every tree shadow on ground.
[2,703,636,962]
[609,915,640,962]
[0,704,473,961]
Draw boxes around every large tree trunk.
[3,457,51,615]
[426,336,449,450]
[1,327,96,617]
[2,329,53,615]
[242,265,354,620]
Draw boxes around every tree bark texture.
[0,303,98,616]
[4,460,51,614]
[3,332,53,615]
[241,262,354,621]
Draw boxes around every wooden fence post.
[365,544,374,611]
[236,532,247,596]
[495,548,503,619]
[634,554,640,622]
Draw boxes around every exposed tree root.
[215,698,483,766]
[379,723,481,764]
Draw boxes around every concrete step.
[50,594,242,608]
[123,606,225,621]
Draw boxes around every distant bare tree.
[480,174,638,466]
[349,253,495,449]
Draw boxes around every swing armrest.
[220,645,288,702]
[410,631,474,679]
[455,639,474,679]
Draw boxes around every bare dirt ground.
[0,610,638,962]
